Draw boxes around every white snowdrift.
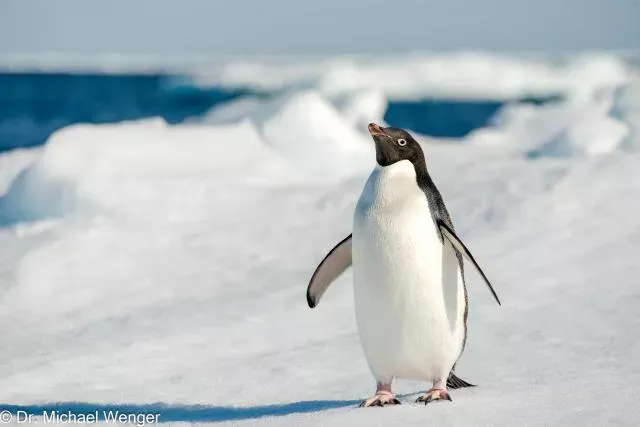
[0,148,39,196]
[537,91,630,157]
[0,90,378,223]
[203,88,388,138]
[202,89,378,174]
[191,53,631,100]
[331,89,388,130]
[250,90,373,171]
[0,119,290,222]
[613,74,640,149]
[467,87,634,157]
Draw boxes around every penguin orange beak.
[368,123,386,137]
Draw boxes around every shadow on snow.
[0,400,360,423]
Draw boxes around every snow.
[0,118,294,224]
[332,89,388,130]
[0,149,39,196]
[1,55,640,427]
[2,52,633,100]
[189,52,632,101]
[469,89,632,157]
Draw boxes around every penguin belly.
[353,165,466,383]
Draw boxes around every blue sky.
[1,0,639,55]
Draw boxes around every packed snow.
[187,53,631,101]
[1,54,640,426]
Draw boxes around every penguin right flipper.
[447,372,476,389]
[306,234,352,308]
[437,221,501,306]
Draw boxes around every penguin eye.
[397,138,407,146]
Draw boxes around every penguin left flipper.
[306,234,352,308]
[437,221,501,306]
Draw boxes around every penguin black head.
[367,123,425,167]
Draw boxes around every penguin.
[307,123,500,407]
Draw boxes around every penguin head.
[367,123,424,167]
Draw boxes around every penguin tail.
[447,372,476,389]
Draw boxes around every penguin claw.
[359,394,401,408]
[416,388,452,405]
[416,395,430,404]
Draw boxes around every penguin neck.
[410,152,432,187]
[374,154,433,190]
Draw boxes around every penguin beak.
[368,123,387,137]
[369,123,396,166]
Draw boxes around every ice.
[1,54,640,427]
[203,89,375,177]
[0,148,39,196]
[535,91,630,157]
[0,52,633,101]
[0,119,289,223]
[613,74,640,149]
[203,89,387,140]
[190,53,631,101]
[0,90,378,224]
[251,90,373,174]
[332,89,388,129]
[201,97,266,125]
[467,86,636,158]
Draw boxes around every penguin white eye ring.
[397,138,407,146]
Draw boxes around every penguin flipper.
[306,234,352,308]
[447,372,476,389]
[437,221,501,306]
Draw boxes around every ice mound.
[468,88,631,157]
[0,89,379,224]
[251,90,373,172]
[0,148,39,196]
[202,89,375,175]
[201,97,265,124]
[332,89,388,129]
[204,89,387,133]
[612,75,640,149]
[534,91,630,157]
[0,119,290,223]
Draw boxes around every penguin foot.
[416,388,452,404]
[359,392,401,408]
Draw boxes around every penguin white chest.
[352,161,465,383]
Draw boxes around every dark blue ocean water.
[0,72,555,153]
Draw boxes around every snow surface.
[188,52,632,101]
[1,55,640,426]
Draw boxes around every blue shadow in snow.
[0,400,360,423]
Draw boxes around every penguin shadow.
[0,400,361,423]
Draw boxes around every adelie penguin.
[307,123,501,407]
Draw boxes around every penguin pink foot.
[416,388,452,404]
[416,379,452,404]
[359,383,401,407]
[359,391,401,407]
